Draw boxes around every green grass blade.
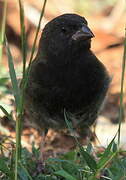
[0,0,7,64]
[5,37,22,180]
[18,162,33,180]
[18,0,27,119]
[5,37,21,112]
[118,28,126,146]
[18,0,27,80]
[29,0,47,65]
[0,157,15,180]
[96,135,117,177]
[79,146,97,172]
[55,170,77,180]
[0,105,12,121]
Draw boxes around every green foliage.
[0,0,7,63]
[0,157,15,179]
[0,143,126,179]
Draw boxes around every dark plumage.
[24,14,110,136]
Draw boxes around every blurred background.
[0,0,126,154]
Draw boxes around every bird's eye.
[61,27,67,33]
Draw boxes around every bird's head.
[38,14,94,60]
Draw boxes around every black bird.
[24,13,110,138]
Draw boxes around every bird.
[24,13,110,141]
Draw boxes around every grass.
[117,28,126,146]
[0,0,7,64]
[0,0,126,180]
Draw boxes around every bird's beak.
[72,25,95,41]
